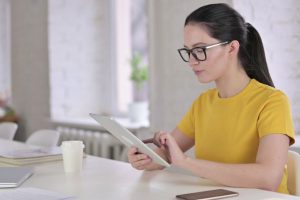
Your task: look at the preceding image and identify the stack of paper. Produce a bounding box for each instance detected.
[0,147,62,166]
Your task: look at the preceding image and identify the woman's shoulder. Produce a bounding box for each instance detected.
[252,79,286,96]
[251,79,289,102]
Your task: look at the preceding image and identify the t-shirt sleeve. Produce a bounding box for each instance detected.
[257,91,295,145]
[177,99,197,139]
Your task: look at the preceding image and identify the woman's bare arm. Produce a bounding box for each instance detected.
[159,132,290,191]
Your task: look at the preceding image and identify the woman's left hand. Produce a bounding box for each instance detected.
[154,131,187,166]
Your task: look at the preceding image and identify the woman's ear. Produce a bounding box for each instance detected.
[228,40,240,56]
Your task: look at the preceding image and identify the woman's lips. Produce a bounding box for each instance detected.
[194,70,204,75]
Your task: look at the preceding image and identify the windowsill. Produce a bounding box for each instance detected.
[51,116,149,132]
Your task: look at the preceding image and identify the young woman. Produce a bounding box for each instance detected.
[128,3,295,194]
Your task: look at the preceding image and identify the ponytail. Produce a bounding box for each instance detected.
[239,23,275,87]
[185,4,275,88]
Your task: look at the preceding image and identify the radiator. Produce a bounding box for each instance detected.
[56,126,127,161]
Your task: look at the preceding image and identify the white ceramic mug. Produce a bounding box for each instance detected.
[61,140,85,174]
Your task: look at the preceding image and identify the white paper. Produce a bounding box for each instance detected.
[0,187,77,200]
[0,147,62,159]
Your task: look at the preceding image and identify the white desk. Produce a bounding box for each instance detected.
[1,157,297,200]
[1,139,300,200]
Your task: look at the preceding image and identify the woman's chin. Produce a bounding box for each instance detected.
[197,76,213,84]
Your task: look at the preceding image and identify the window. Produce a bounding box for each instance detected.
[48,0,148,120]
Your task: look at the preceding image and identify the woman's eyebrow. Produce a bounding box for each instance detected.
[184,42,208,48]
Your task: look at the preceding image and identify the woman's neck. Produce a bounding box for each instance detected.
[215,66,251,98]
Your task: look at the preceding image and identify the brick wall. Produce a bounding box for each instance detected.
[48,0,111,118]
[234,0,300,133]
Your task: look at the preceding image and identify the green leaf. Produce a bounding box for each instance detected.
[129,53,148,89]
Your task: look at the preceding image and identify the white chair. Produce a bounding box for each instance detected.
[0,122,18,140]
[287,150,300,196]
[26,129,60,147]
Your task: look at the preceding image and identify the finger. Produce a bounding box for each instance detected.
[132,158,152,170]
[152,138,161,148]
[154,131,164,140]
[131,156,151,168]
[159,133,168,145]
[128,147,139,163]
[128,150,149,163]
[131,153,149,163]
[128,146,138,155]
[154,131,167,146]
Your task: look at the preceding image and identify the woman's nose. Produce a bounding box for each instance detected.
[188,55,200,66]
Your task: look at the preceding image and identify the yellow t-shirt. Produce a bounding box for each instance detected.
[177,79,295,194]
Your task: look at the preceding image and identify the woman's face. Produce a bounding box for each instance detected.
[183,24,230,83]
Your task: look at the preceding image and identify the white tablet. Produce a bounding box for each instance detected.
[90,113,170,167]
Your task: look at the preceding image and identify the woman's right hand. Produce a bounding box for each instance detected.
[127,147,153,170]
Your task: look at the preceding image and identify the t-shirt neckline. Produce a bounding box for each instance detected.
[215,79,256,102]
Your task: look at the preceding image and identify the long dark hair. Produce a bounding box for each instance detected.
[185,3,275,87]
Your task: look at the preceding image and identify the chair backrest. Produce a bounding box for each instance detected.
[26,129,60,147]
[0,122,18,140]
[287,150,300,196]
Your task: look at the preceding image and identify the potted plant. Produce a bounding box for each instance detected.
[128,53,149,122]
[0,91,17,123]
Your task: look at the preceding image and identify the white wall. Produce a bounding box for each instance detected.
[234,0,300,134]
[10,0,51,140]
[148,0,232,132]
[0,0,10,92]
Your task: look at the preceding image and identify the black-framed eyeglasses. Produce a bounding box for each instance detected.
[177,41,230,62]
